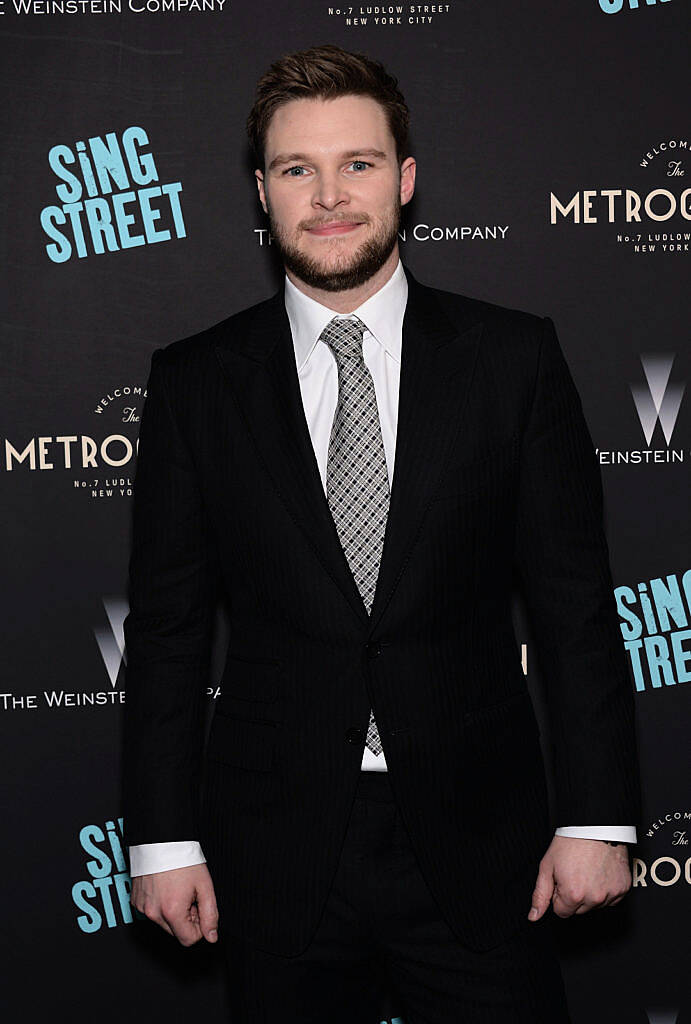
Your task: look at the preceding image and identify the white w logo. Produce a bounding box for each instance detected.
[630,353,685,445]
[93,597,128,687]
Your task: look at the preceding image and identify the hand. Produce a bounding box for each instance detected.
[130,863,219,946]
[528,835,632,921]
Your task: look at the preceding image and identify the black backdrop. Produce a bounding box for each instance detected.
[2,2,689,1021]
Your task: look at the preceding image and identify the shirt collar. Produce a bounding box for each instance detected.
[284,257,408,372]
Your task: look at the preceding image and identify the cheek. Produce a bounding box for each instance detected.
[269,195,303,232]
[266,182,296,212]
[371,181,402,216]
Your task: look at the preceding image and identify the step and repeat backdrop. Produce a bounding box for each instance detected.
[1,1,688,1021]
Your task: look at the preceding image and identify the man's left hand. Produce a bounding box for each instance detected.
[528,835,632,921]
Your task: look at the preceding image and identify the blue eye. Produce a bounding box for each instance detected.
[282,161,373,176]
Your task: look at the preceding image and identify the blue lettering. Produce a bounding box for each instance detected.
[47,144,82,203]
[89,131,131,195]
[84,198,120,255]
[40,206,72,263]
[122,125,158,185]
[162,181,186,238]
[139,186,171,243]
[112,191,145,248]
[79,824,112,878]
[615,585,642,640]
[72,880,102,933]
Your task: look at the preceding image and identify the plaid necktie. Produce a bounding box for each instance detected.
[320,315,389,756]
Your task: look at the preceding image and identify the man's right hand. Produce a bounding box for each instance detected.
[130,863,219,946]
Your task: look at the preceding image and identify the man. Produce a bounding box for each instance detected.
[123,44,641,1022]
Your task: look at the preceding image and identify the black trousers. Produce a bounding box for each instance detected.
[221,768,571,1023]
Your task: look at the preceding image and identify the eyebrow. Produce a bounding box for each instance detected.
[267,148,388,172]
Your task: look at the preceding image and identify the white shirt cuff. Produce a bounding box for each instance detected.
[555,825,637,843]
[128,840,206,877]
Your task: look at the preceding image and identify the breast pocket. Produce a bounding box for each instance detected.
[462,688,533,723]
[431,433,519,502]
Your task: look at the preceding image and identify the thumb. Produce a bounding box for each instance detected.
[197,884,219,943]
[528,861,555,922]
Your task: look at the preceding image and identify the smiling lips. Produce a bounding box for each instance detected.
[307,221,364,236]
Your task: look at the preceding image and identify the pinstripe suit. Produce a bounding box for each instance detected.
[122,262,641,969]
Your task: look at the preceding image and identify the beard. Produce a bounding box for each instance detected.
[266,193,402,292]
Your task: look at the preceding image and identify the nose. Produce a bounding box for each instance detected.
[312,169,350,212]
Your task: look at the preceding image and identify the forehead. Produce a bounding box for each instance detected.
[264,94,392,156]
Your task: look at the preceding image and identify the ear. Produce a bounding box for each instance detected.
[400,156,416,207]
[255,170,268,214]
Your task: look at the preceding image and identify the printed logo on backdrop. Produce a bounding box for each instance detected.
[255,222,510,249]
[0,597,127,714]
[550,137,689,255]
[94,597,128,688]
[615,569,691,693]
[595,351,686,467]
[1,596,225,715]
[8,0,228,18]
[632,808,688,1024]
[3,381,145,497]
[40,126,185,263]
[72,817,139,932]
[633,806,689,891]
[630,354,685,446]
[325,2,453,28]
[598,0,673,13]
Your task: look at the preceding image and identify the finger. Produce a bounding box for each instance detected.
[528,872,555,921]
[552,891,586,918]
[574,889,612,913]
[574,893,607,914]
[173,922,203,946]
[197,885,220,943]
[161,905,202,946]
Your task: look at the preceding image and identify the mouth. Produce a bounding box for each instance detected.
[307,221,364,237]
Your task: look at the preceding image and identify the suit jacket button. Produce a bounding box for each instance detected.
[346,727,363,744]
[365,640,382,659]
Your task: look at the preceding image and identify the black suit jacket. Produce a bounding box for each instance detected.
[122,262,641,955]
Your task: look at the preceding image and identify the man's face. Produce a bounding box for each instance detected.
[255,94,415,292]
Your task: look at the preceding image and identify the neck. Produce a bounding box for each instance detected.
[285,247,400,313]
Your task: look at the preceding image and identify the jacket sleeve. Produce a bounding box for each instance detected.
[121,347,220,848]
[513,316,642,828]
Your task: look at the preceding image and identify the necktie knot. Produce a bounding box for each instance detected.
[319,315,366,363]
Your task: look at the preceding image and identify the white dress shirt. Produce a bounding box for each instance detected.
[128,258,636,876]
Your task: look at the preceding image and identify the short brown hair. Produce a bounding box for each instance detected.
[246,43,410,172]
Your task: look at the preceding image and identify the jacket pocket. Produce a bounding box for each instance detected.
[218,653,283,705]
[205,712,278,771]
[462,688,532,722]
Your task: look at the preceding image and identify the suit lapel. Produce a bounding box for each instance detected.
[214,262,484,632]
